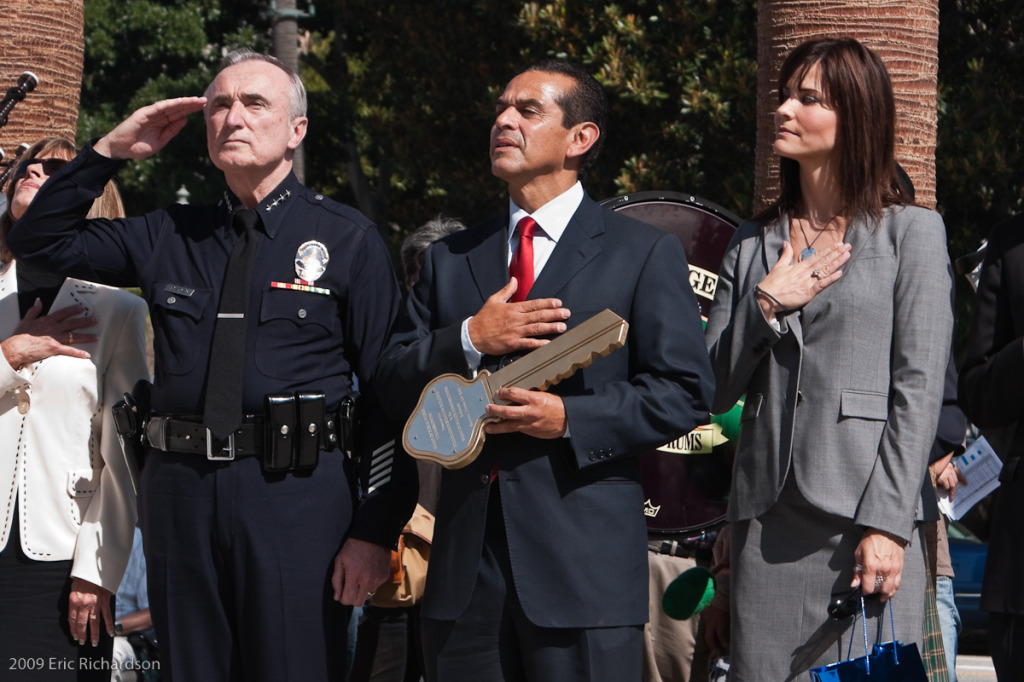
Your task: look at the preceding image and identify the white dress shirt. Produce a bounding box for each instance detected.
[461,182,585,367]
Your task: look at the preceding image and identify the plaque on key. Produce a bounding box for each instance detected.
[403,309,629,469]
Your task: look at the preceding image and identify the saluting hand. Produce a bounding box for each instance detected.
[94,96,208,161]
[467,279,570,357]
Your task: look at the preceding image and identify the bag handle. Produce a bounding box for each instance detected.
[853,594,899,674]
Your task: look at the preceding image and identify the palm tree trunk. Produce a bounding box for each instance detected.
[1,0,84,156]
[273,0,306,183]
[755,0,940,210]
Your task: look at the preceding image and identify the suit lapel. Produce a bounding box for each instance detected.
[762,216,788,275]
[51,278,97,316]
[760,217,805,349]
[467,216,511,303]
[839,214,870,269]
[530,196,603,300]
[801,214,867,320]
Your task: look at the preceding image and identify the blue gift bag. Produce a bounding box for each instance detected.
[810,596,927,681]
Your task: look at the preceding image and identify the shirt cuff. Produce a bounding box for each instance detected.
[461,317,483,370]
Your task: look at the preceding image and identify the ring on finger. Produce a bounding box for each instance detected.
[89,613,97,620]
[811,269,822,279]
[874,575,886,588]
[853,563,864,573]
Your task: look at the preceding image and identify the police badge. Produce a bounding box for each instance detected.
[295,240,329,282]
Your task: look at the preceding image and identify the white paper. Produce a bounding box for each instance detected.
[938,436,1003,520]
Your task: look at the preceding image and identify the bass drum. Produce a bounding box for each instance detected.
[600,191,742,536]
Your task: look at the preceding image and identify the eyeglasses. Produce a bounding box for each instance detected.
[11,157,69,184]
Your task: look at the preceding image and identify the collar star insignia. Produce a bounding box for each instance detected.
[266,189,292,212]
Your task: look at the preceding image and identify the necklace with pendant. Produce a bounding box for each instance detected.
[797,215,838,260]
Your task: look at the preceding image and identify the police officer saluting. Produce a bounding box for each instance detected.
[8,49,414,682]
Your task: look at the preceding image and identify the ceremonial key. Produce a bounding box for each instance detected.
[403,309,629,468]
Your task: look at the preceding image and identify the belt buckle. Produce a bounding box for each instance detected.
[206,429,236,461]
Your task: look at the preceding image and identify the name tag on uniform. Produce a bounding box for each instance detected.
[163,283,196,296]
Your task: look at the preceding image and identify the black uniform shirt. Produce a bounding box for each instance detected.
[8,143,400,416]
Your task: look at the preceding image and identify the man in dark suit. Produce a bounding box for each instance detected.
[958,213,1024,681]
[375,59,715,682]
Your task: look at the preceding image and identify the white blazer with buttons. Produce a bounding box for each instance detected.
[0,260,149,592]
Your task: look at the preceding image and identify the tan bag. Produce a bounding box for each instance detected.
[371,503,433,607]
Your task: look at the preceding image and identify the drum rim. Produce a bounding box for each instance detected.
[598,190,743,228]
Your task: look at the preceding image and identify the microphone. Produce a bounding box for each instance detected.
[0,142,32,190]
[0,71,40,129]
[661,566,716,620]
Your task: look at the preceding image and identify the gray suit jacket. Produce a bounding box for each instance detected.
[705,205,954,542]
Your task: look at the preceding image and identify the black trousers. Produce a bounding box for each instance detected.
[139,451,354,682]
[989,612,1024,682]
[0,501,114,681]
[421,488,643,682]
[350,604,425,682]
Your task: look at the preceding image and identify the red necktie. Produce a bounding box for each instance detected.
[508,216,537,302]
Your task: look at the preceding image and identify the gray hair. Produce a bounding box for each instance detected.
[213,48,307,120]
[401,215,467,284]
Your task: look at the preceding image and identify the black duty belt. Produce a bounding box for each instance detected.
[144,412,345,462]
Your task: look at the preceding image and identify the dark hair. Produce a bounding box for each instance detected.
[1,137,124,263]
[522,59,609,175]
[766,38,908,223]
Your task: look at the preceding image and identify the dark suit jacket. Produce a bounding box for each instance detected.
[375,195,714,628]
[958,213,1024,613]
[920,355,967,522]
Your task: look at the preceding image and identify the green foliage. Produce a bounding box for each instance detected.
[81,0,269,213]
[81,0,758,245]
[552,1,758,214]
[937,0,1024,251]
[298,1,521,248]
[501,1,760,210]
[298,0,759,251]
[78,0,1024,298]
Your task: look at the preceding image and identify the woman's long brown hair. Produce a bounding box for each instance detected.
[760,38,912,225]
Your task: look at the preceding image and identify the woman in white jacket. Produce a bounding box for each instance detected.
[0,137,149,680]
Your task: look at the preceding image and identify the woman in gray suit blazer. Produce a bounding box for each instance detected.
[705,39,954,680]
